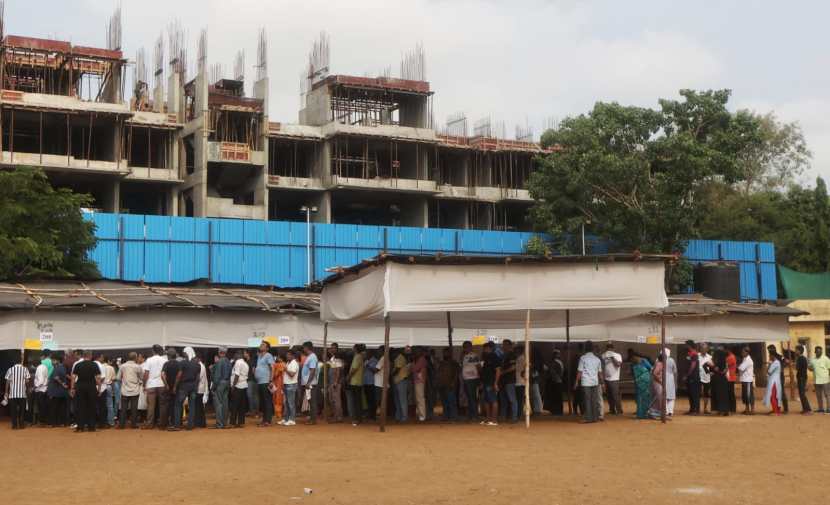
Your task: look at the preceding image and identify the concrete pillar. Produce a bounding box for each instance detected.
[152,84,164,113]
[318,140,332,185]
[167,72,181,117]
[312,191,332,223]
[103,179,121,213]
[167,186,180,216]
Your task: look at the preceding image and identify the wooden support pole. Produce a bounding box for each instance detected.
[86,112,93,166]
[9,108,13,163]
[661,314,667,424]
[39,111,43,164]
[524,309,531,428]
[565,309,572,415]
[379,314,391,433]
[322,322,329,421]
[446,312,453,349]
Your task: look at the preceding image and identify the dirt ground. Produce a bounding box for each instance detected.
[1,398,827,505]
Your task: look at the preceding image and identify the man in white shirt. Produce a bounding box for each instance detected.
[601,343,623,415]
[141,344,168,429]
[738,346,755,415]
[230,351,250,428]
[574,341,604,423]
[460,341,481,421]
[280,349,300,425]
[699,343,713,415]
[33,356,50,426]
[372,345,386,415]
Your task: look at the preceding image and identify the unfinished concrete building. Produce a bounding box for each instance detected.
[0,9,546,231]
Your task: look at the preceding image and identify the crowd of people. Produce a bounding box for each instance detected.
[3,337,829,430]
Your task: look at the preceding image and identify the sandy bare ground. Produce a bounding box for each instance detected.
[1,400,827,505]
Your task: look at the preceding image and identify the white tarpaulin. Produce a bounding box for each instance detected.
[321,260,669,328]
[0,310,791,351]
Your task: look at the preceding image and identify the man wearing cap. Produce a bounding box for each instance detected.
[212,347,232,429]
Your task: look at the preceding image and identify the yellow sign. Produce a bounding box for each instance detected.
[24,339,42,350]
[263,336,279,347]
[646,335,660,344]
[471,335,487,346]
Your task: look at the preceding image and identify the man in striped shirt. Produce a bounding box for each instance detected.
[4,358,31,429]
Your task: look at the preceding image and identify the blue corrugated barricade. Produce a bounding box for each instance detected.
[83,213,776,300]
[684,239,777,301]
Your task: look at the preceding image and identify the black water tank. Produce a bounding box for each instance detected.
[694,262,740,301]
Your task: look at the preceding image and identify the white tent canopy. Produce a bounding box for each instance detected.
[321,256,670,328]
[0,310,793,351]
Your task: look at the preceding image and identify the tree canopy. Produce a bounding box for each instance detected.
[0,166,99,280]
[529,89,821,268]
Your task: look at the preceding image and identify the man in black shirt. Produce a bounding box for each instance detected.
[796,345,812,414]
[160,348,180,429]
[497,339,517,423]
[171,353,201,431]
[480,342,501,426]
[70,350,101,432]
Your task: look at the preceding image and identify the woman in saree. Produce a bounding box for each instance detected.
[631,353,653,419]
[647,353,665,419]
[764,346,783,415]
[271,353,286,421]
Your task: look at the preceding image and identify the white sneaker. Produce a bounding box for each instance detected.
[286,420,296,426]
[277,420,286,426]
[486,421,498,426]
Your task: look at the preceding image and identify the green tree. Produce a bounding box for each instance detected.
[0,167,99,280]
[815,177,830,271]
[733,112,810,193]
[696,177,830,273]
[530,89,757,254]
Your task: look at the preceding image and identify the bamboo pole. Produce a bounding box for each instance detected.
[446,312,453,348]
[322,322,329,421]
[565,309,572,415]
[524,309,531,428]
[661,314,667,424]
[379,315,391,433]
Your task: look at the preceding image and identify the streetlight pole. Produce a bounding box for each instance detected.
[300,205,318,286]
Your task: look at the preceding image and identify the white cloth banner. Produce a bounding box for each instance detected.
[321,261,669,328]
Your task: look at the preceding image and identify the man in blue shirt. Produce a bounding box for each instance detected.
[254,341,275,426]
[211,347,232,429]
[301,341,319,425]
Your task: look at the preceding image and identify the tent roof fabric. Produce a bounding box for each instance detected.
[320,255,673,328]
[320,253,676,285]
[0,281,318,313]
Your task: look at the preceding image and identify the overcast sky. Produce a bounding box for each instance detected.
[9,0,829,183]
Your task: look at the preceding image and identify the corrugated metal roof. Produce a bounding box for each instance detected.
[0,281,318,312]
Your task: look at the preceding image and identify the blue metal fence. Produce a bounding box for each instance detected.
[85,213,777,300]
[85,213,537,287]
[684,239,777,301]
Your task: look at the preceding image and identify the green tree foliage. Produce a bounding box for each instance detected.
[530,89,818,274]
[531,90,757,254]
[697,176,829,273]
[0,167,99,280]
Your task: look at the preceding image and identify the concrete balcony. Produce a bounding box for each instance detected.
[266,175,325,191]
[207,141,265,165]
[1,151,128,175]
[125,166,183,183]
[436,185,531,202]
[206,197,267,220]
[329,174,438,194]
